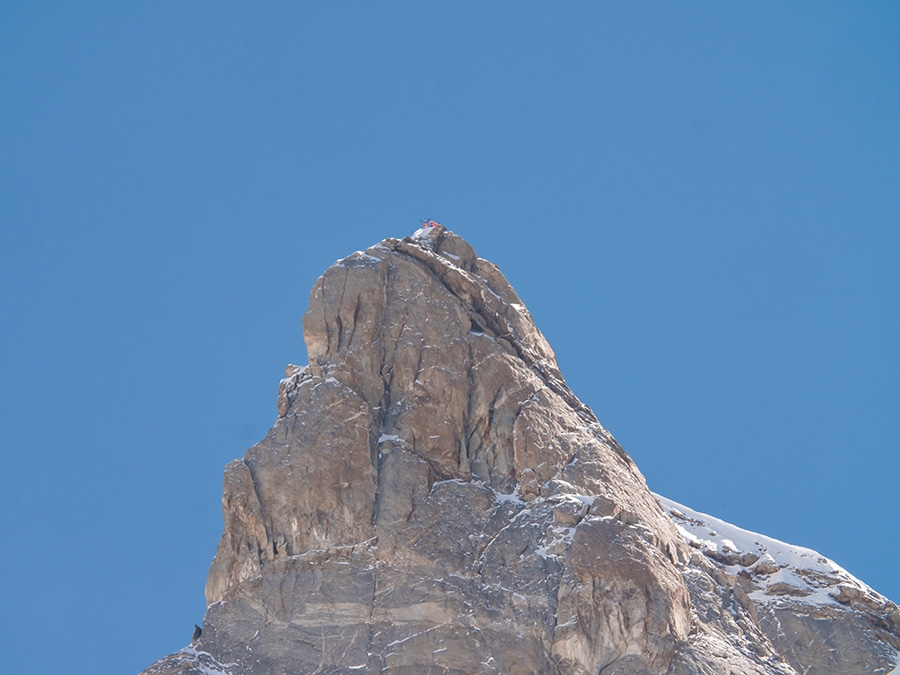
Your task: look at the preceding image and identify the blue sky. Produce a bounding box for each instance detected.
[1,4,898,674]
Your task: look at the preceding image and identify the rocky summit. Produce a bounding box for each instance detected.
[142,226,900,675]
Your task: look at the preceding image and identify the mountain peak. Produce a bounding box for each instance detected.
[142,230,900,675]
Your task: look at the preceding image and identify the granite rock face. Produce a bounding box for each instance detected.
[142,227,898,675]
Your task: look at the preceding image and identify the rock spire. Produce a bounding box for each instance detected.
[142,226,899,675]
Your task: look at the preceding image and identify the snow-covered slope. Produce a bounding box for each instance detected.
[656,494,900,675]
[656,494,875,607]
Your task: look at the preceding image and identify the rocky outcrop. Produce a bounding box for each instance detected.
[142,226,898,675]
[658,497,900,675]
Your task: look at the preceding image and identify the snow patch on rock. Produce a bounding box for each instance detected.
[655,493,878,607]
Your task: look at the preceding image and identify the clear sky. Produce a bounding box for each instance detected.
[1,4,898,674]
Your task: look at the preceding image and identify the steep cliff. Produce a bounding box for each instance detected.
[142,226,899,675]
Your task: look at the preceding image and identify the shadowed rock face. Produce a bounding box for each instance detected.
[141,227,898,675]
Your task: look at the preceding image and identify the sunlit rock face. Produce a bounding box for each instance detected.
[141,227,898,675]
